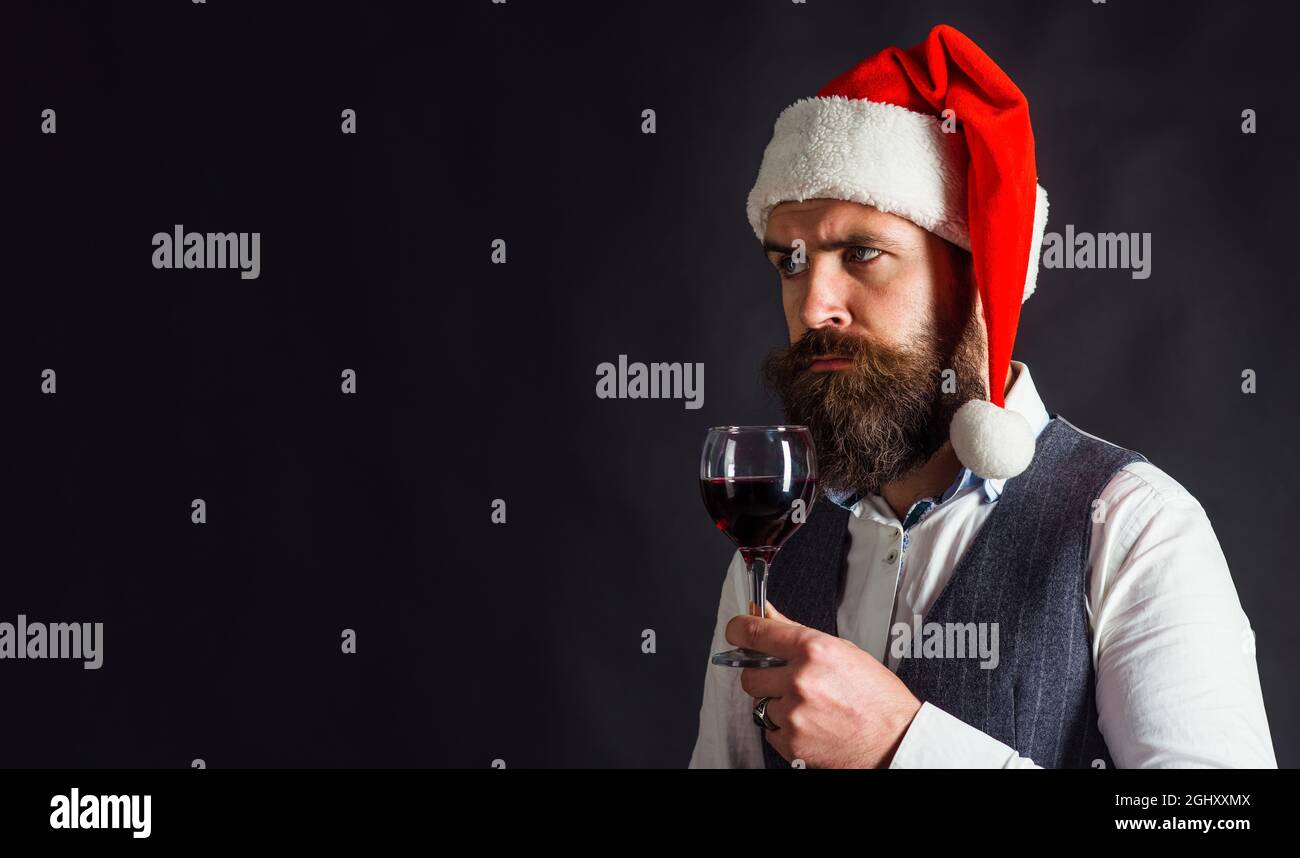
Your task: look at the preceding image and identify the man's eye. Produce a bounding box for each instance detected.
[777,256,807,276]
[848,246,882,263]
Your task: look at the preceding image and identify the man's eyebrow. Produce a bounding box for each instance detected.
[762,232,903,256]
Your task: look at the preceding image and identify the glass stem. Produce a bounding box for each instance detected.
[746,554,772,620]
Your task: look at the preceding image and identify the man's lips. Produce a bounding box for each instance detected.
[808,356,854,372]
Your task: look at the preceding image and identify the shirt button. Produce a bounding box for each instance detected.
[884,549,899,565]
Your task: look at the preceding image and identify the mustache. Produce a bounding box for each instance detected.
[779,327,935,378]
[780,329,868,372]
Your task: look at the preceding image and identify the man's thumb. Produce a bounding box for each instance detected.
[760,600,796,624]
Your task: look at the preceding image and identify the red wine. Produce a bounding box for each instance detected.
[699,475,817,556]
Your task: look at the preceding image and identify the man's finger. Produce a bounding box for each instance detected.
[760,694,793,734]
[740,665,790,700]
[725,613,805,661]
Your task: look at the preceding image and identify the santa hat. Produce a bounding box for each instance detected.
[746,23,1044,480]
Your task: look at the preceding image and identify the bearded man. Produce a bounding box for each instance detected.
[688,24,1276,769]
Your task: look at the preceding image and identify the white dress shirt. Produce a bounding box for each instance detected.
[688,361,1277,768]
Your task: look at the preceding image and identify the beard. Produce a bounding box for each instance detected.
[760,306,986,498]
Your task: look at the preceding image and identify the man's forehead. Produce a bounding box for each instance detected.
[764,199,915,247]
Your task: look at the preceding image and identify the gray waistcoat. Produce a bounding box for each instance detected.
[760,417,1146,769]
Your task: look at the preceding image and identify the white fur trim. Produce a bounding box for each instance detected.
[949,399,1035,480]
[747,96,970,251]
[1023,182,1049,302]
[747,95,1049,303]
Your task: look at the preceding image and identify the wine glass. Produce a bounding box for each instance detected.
[700,425,818,668]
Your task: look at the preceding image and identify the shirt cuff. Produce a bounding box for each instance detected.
[888,701,1041,768]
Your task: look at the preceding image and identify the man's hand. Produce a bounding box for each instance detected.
[727,602,923,768]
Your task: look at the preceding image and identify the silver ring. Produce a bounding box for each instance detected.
[752,696,779,731]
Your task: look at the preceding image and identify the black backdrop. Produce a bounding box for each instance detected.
[2,0,1296,768]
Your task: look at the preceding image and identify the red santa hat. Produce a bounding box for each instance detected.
[746,23,1045,480]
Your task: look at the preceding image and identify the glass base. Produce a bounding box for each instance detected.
[710,647,787,668]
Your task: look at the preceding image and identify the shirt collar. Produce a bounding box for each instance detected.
[826,360,1052,519]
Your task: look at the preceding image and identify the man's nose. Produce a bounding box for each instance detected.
[798,259,853,331]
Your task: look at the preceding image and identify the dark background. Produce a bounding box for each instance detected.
[1,0,1295,767]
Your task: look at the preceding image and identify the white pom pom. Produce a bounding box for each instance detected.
[949,400,1035,480]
